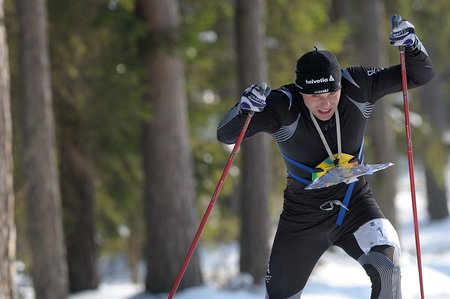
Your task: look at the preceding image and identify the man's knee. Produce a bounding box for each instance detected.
[265,263,303,299]
[358,245,402,299]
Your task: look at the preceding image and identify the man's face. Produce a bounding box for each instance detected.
[301,89,341,121]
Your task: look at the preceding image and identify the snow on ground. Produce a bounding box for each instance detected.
[66,219,450,299]
[19,164,450,299]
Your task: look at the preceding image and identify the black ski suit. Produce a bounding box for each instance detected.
[217,44,434,299]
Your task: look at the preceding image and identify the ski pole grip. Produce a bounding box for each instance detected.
[391,14,405,51]
[391,14,402,29]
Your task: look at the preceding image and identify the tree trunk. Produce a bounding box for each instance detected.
[58,111,98,293]
[15,0,69,298]
[0,0,17,296]
[136,0,203,292]
[418,75,449,221]
[424,165,449,220]
[351,0,398,229]
[236,0,271,284]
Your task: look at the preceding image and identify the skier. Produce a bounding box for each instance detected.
[217,17,434,299]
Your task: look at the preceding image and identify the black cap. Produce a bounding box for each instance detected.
[295,48,342,94]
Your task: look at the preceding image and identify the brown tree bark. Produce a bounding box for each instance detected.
[236,0,271,284]
[15,0,69,297]
[418,76,449,221]
[136,0,203,292]
[58,117,98,292]
[0,0,17,296]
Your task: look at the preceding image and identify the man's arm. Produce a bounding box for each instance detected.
[403,39,435,87]
[357,19,435,103]
[389,17,434,89]
[217,88,290,144]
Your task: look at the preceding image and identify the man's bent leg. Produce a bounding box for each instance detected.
[265,217,329,299]
[338,218,402,299]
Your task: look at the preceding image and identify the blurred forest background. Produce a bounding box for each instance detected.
[0,0,449,298]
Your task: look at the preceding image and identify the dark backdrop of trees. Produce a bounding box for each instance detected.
[0,0,448,298]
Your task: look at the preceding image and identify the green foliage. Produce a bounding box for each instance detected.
[8,0,375,256]
[180,0,237,103]
[200,206,240,244]
[410,1,450,73]
[403,1,450,186]
[178,1,239,240]
[266,0,349,87]
[423,137,447,188]
[47,0,148,254]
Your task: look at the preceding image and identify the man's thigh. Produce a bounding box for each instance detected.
[266,217,329,299]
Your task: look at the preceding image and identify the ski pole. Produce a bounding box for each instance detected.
[168,111,254,299]
[392,14,425,299]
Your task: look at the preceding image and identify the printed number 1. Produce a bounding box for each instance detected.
[376,227,384,237]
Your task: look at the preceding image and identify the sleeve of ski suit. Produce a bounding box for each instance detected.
[217,89,292,144]
[217,44,434,144]
[344,42,434,104]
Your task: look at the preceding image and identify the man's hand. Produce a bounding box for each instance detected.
[239,82,271,113]
[389,16,417,47]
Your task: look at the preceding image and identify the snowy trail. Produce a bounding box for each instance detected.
[21,164,450,299]
[67,217,450,299]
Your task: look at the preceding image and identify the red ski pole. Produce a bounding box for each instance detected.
[168,111,254,299]
[392,14,425,299]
